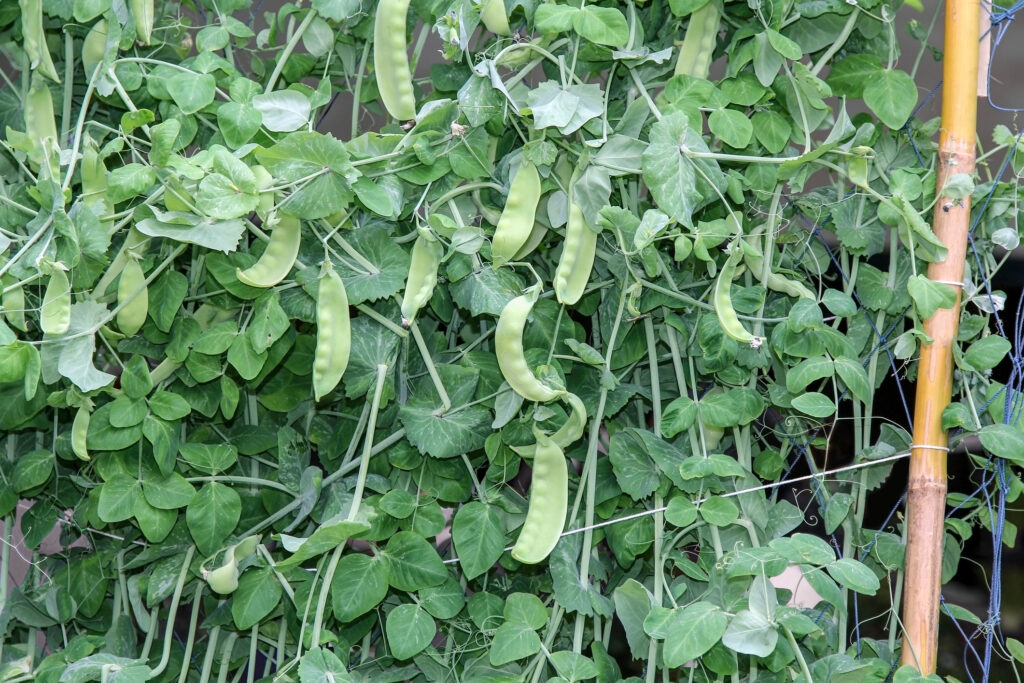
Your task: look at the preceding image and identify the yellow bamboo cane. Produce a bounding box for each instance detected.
[900,0,980,673]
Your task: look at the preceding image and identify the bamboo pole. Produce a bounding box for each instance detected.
[899,0,980,674]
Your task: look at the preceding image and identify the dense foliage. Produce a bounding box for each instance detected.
[1,0,1022,681]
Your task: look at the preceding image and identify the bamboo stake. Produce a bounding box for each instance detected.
[900,0,980,674]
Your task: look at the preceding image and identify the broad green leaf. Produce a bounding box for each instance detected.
[827,558,880,595]
[833,356,871,403]
[786,356,834,393]
[98,474,142,523]
[186,482,242,555]
[907,274,957,319]
[278,516,371,567]
[612,579,653,659]
[573,6,628,46]
[251,90,311,132]
[452,502,505,580]
[232,567,283,629]
[11,449,54,493]
[383,531,447,591]
[142,472,196,510]
[659,602,729,668]
[180,442,238,475]
[166,71,216,114]
[863,69,917,129]
[963,335,1011,371]
[489,622,542,666]
[504,593,548,629]
[721,609,778,657]
[709,108,753,148]
[700,496,739,526]
[400,401,492,460]
[790,391,836,418]
[386,604,436,660]
[298,647,352,682]
[979,423,1024,465]
[330,553,390,621]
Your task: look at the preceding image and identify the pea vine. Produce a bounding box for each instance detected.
[0,0,1021,681]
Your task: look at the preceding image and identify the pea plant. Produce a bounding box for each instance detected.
[0,0,1022,681]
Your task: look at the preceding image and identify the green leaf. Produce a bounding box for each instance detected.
[826,54,882,98]
[11,449,54,493]
[790,392,836,418]
[489,622,542,666]
[217,102,262,149]
[770,533,836,565]
[166,71,216,114]
[386,603,436,660]
[448,266,523,317]
[661,396,697,438]
[383,531,447,591]
[534,4,580,33]
[979,423,1024,465]
[98,474,142,523]
[863,69,917,129]
[278,516,371,567]
[136,209,246,253]
[331,226,408,305]
[573,6,628,47]
[180,442,238,475]
[107,164,157,204]
[612,579,653,659]
[298,647,352,682]
[642,112,723,226]
[186,482,242,555]
[550,651,600,682]
[786,356,834,394]
[232,567,283,629]
[255,132,356,219]
[504,593,548,629]
[907,274,957,319]
[142,472,196,510]
[827,558,880,595]
[721,608,778,657]
[964,335,1011,371]
[400,400,492,460]
[709,108,754,148]
[700,496,739,526]
[452,502,505,580]
[330,553,390,621]
[251,90,311,132]
[833,356,871,403]
[658,602,729,668]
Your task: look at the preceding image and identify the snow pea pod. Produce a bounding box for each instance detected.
[236,213,302,288]
[313,262,351,401]
[492,160,541,267]
[20,0,59,82]
[400,230,442,325]
[2,277,27,332]
[511,429,568,564]
[130,0,154,44]
[41,268,71,336]
[373,0,416,121]
[742,244,815,300]
[480,0,511,35]
[553,202,597,306]
[117,257,149,336]
[512,391,587,457]
[71,406,90,461]
[674,1,720,79]
[496,288,562,403]
[713,242,764,348]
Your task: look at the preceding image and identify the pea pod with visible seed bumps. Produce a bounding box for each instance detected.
[511,429,568,564]
[492,160,542,268]
[2,277,27,332]
[674,1,720,79]
[714,241,765,348]
[25,74,58,176]
[117,257,149,335]
[313,262,351,401]
[129,0,154,44]
[496,287,563,403]
[82,19,108,77]
[41,268,71,336]
[400,230,442,325]
[553,202,598,306]
[19,0,60,82]
[511,391,587,457]
[480,0,511,35]
[373,0,416,121]
[71,406,91,461]
[236,213,302,288]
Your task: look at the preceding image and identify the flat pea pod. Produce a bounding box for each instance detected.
[19,0,60,82]
[496,288,563,403]
[82,19,108,77]
[25,74,58,176]
[553,202,597,306]
[373,0,416,121]
[400,231,442,325]
[117,256,149,335]
[41,268,71,336]
[313,262,351,401]
[71,406,90,461]
[129,0,154,44]
[713,242,765,349]
[511,429,568,564]
[492,161,542,267]
[512,391,586,457]
[206,554,239,595]
[480,0,511,35]
[742,246,815,300]
[2,277,27,332]
[236,213,301,288]
[674,1,720,79]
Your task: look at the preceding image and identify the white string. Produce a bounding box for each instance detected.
[910,443,950,452]
[931,279,964,288]
[442,449,914,565]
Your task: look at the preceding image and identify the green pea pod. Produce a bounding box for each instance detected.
[553,202,597,306]
[492,161,542,267]
[19,0,60,82]
[82,19,108,77]
[480,0,511,35]
[742,245,815,300]
[496,288,563,403]
[117,257,148,335]
[41,269,71,336]
[130,0,154,44]
[313,262,351,401]
[511,391,586,457]
[373,0,416,121]
[24,74,58,176]
[236,213,302,288]
[674,1,720,79]
[71,406,90,461]
[206,555,239,595]
[400,231,442,325]
[2,277,27,332]
[713,242,764,348]
[511,429,568,564]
